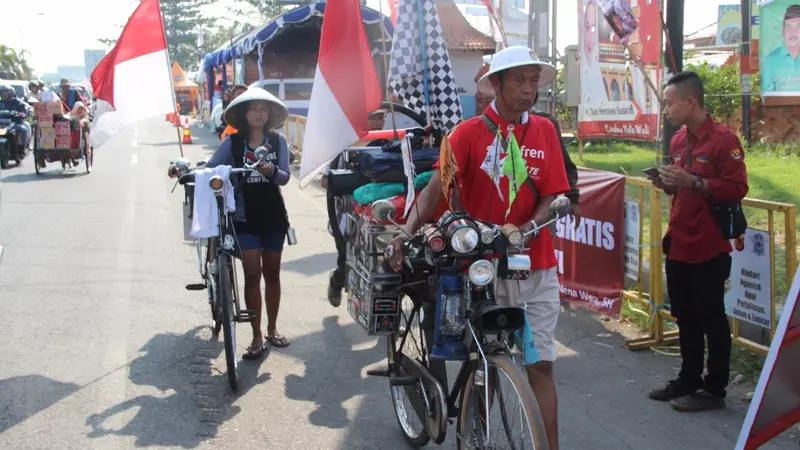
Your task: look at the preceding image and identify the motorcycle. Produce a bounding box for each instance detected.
[0,109,28,169]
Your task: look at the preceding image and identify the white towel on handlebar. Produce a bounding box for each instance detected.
[191,165,236,239]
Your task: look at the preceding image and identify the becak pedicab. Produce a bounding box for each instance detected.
[33,100,93,175]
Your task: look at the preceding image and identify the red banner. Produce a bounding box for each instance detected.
[554,168,626,317]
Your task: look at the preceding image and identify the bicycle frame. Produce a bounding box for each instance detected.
[393,288,513,420]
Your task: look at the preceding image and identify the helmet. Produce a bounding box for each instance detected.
[223,87,289,131]
[479,46,557,88]
[0,84,13,98]
[28,80,40,89]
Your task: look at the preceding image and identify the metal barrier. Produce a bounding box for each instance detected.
[283,115,307,160]
[622,176,798,355]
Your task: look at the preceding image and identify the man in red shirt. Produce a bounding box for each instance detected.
[647,71,748,411]
[389,46,570,450]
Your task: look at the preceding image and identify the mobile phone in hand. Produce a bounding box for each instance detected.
[643,167,660,179]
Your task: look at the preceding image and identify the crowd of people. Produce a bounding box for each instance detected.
[169,43,748,449]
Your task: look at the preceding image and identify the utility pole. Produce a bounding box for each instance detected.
[661,0,684,164]
[741,0,752,146]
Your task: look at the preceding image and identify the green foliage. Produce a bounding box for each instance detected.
[161,0,212,72]
[685,61,741,122]
[555,70,574,128]
[0,45,35,79]
[235,0,287,24]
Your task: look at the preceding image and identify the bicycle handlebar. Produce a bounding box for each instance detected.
[177,167,256,185]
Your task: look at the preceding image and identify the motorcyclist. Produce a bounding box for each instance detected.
[28,81,43,102]
[0,84,31,152]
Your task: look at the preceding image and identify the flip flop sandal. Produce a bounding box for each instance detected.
[242,341,268,360]
[266,334,290,348]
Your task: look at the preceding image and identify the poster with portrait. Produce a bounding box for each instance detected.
[760,0,800,96]
[717,4,760,46]
[577,0,661,140]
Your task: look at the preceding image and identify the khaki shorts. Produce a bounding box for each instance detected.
[495,267,561,363]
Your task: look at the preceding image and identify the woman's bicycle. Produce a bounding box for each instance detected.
[171,149,269,391]
[366,197,570,449]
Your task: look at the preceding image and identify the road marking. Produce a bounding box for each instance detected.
[131,154,138,164]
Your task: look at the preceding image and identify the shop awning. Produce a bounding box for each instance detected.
[202,1,393,72]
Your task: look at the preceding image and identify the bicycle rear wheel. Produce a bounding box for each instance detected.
[457,354,547,450]
[218,253,239,391]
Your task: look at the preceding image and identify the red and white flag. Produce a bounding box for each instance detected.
[90,0,175,149]
[299,0,382,185]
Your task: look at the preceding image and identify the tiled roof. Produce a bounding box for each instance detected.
[436,0,496,52]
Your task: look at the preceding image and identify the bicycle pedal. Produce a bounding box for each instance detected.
[185,283,206,291]
[237,309,257,322]
[366,368,391,378]
[389,375,419,386]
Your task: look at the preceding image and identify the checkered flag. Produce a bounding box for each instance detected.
[388,0,463,133]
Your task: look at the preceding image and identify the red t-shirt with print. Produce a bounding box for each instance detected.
[435,105,570,270]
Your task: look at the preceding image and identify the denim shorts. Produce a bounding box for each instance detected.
[233,223,285,252]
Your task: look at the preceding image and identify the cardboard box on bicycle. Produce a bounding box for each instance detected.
[39,137,56,149]
[38,112,54,128]
[54,121,70,137]
[40,128,56,141]
[55,137,72,149]
[45,100,65,115]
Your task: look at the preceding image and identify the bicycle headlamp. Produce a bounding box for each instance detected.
[209,176,224,192]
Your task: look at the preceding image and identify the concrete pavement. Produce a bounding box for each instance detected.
[0,118,796,449]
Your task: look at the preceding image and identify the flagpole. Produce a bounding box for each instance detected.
[155,0,184,158]
[377,0,399,140]
[416,0,432,127]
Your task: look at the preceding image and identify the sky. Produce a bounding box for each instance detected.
[0,0,734,76]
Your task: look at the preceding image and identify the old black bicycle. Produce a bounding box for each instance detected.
[358,197,570,449]
[172,149,268,391]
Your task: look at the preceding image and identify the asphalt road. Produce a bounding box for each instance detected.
[0,119,796,449]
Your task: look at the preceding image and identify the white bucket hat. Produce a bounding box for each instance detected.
[479,45,557,88]
[223,87,289,130]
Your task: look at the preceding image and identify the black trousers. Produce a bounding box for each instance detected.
[665,252,733,397]
[327,190,347,288]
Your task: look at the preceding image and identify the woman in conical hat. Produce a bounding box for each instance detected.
[207,86,293,357]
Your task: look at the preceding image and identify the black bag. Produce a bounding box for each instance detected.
[684,136,748,239]
[709,202,748,239]
[328,168,370,196]
[348,147,440,184]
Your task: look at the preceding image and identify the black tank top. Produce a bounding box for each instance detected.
[230,132,289,235]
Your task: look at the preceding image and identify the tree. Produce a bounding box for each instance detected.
[232,0,287,25]
[98,0,211,72]
[686,61,741,122]
[0,45,35,79]
[161,0,212,71]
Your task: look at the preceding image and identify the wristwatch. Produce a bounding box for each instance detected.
[692,176,703,191]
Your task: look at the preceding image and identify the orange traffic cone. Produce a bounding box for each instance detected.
[182,118,193,144]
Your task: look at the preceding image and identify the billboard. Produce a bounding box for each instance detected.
[577,0,661,140]
[717,4,761,46]
[554,168,626,317]
[760,0,800,95]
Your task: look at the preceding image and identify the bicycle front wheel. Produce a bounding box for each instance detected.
[457,354,548,450]
[218,254,239,391]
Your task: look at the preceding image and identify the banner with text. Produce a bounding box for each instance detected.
[577,0,662,140]
[760,0,800,96]
[555,168,626,317]
[725,228,773,330]
[624,200,641,281]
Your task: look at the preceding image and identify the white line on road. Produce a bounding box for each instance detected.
[131,154,138,164]
[132,123,138,148]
